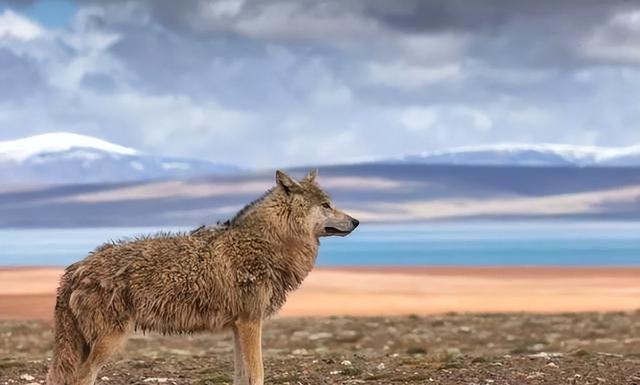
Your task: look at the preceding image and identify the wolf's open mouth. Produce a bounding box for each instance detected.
[324,226,349,235]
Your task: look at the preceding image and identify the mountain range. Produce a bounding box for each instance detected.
[1,132,640,226]
[0,132,239,184]
[391,143,640,167]
[3,133,640,186]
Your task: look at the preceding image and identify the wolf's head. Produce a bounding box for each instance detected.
[275,169,359,238]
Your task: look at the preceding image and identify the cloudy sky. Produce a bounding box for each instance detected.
[1,0,640,167]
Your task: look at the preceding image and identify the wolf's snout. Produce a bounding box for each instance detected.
[323,215,359,236]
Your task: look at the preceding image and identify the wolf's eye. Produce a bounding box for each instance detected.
[322,202,332,209]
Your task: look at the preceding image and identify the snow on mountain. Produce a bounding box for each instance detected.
[0,132,137,162]
[0,132,240,184]
[392,143,640,167]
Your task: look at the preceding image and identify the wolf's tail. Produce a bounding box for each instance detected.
[46,265,88,385]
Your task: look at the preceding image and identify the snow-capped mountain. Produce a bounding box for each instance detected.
[0,132,240,184]
[391,143,640,167]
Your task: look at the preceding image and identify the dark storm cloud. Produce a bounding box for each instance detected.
[82,0,640,67]
[362,1,626,32]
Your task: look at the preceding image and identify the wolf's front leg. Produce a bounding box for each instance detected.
[234,318,263,385]
[232,325,248,385]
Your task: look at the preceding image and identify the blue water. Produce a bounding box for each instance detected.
[0,222,639,266]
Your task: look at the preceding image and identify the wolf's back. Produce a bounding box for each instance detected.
[46,263,88,385]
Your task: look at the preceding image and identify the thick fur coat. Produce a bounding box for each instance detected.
[47,170,358,385]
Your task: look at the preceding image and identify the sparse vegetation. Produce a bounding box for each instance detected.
[2,312,640,384]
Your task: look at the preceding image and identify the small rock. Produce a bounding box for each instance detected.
[292,348,309,355]
[340,360,352,366]
[526,372,545,380]
[531,343,546,351]
[365,322,380,328]
[264,348,286,355]
[19,375,35,382]
[376,363,385,370]
[143,379,168,383]
[446,347,462,357]
[459,326,472,333]
[291,331,309,339]
[545,362,559,369]
[100,377,110,381]
[545,333,561,343]
[308,332,333,341]
[165,348,191,356]
[594,338,617,344]
[336,330,361,342]
[527,352,564,359]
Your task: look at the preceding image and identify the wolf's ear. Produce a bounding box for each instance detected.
[276,170,302,194]
[302,168,318,184]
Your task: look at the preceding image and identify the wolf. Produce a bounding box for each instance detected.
[46,169,359,385]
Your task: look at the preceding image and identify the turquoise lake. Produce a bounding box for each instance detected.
[1,222,639,266]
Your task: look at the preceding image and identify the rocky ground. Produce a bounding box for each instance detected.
[1,312,640,385]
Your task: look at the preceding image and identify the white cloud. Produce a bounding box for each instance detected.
[199,0,382,43]
[610,10,640,32]
[294,58,353,107]
[100,92,254,146]
[283,128,363,166]
[0,10,43,41]
[501,106,553,129]
[200,0,245,19]
[399,107,438,132]
[310,83,352,106]
[49,32,123,90]
[396,105,494,149]
[366,61,463,89]
[398,33,470,64]
[581,9,640,64]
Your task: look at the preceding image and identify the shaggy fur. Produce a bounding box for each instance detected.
[46,170,358,385]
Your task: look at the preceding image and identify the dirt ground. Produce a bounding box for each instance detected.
[2,312,640,385]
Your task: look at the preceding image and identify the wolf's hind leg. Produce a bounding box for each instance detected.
[73,329,129,385]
